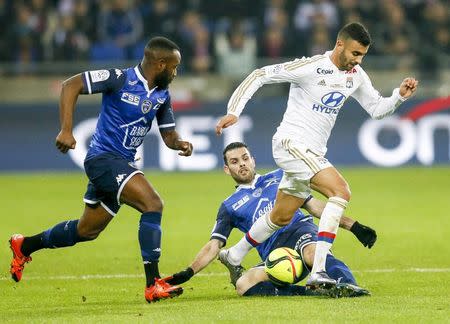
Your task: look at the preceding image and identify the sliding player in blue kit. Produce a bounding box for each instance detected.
[164,142,374,297]
[9,37,193,303]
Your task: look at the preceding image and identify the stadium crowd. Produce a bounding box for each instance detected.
[0,0,448,76]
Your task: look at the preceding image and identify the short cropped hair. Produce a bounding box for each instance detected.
[145,36,180,52]
[337,22,371,46]
[223,142,249,165]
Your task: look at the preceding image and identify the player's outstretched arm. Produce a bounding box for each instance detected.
[303,198,377,248]
[160,129,193,156]
[56,74,84,153]
[164,239,224,285]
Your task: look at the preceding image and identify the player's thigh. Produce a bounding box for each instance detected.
[120,173,163,213]
[273,137,333,199]
[272,137,332,179]
[310,167,350,200]
[271,190,305,225]
[77,203,114,239]
[236,266,267,296]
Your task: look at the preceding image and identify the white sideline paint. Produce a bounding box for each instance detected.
[1,268,449,281]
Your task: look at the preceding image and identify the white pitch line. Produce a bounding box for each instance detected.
[1,268,449,281]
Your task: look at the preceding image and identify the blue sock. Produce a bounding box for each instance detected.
[325,254,357,284]
[243,281,309,296]
[139,212,162,286]
[42,220,86,249]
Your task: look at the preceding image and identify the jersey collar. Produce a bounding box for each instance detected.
[134,64,156,98]
[235,174,261,191]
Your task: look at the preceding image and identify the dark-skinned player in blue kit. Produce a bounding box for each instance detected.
[9,37,193,303]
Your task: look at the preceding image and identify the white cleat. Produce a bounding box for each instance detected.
[218,249,245,287]
[306,271,337,291]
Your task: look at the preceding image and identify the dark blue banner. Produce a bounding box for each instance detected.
[0,96,449,171]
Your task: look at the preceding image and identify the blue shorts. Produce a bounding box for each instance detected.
[257,216,318,282]
[83,153,143,216]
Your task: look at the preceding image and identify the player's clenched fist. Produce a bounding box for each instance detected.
[399,77,419,99]
[177,140,193,156]
[55,130,76,153]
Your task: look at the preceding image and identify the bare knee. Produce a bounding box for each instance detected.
[236,277,248,296]
[77,225,102,240]
[142,195,164,213]
[302,244,315,268]
[329,185,351,202]
[270,192,305,226]
[236,268,267,296]
[270,205,299,226]
[270,210,294,226]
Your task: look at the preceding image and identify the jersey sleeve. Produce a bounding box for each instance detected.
[351,69,407,120]
[210,203,234,245]
[227,57,321,117]
[81,68,126,94]
[156,96,176,131]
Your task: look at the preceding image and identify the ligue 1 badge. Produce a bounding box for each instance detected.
[141,100,152,114]
[346,77,353,88]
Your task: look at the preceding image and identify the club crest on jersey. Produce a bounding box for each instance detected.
[321,91,346,108]
[252,188,262,197]
[346,77,353,88]
[141,100,152,114]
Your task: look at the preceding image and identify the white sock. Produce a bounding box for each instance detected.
[311,196,348,275]
[227,213,281,265]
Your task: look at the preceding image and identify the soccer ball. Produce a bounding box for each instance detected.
[264,247,303,285]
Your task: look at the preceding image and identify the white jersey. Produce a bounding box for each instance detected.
[227,51,406,155]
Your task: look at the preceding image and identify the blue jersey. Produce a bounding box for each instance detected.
[211,169,311,261]
[81,65,176,162]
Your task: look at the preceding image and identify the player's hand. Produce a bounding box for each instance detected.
[176,140,193,156]
[399,77,419,99]
[350,221,377,249]
[163,267,194,285]
[55,130,76,154]
[216,114,238,135]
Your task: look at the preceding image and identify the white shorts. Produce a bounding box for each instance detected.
[272,136,333,198]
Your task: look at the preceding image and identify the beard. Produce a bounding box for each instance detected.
[154,69,172,89]
[231,168,255,185]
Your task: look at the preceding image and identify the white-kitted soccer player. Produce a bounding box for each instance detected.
[215,22,418,290]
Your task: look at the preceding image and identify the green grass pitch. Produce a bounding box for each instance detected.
[1,167,449,323]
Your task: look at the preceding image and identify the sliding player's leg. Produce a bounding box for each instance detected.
[237,267,311,297]
[222,190,305,268]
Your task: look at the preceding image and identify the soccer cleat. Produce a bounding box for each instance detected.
[145,278,183,303]
[218,249,245,287]
[9,234,32,282]
[306,271,336,290]
[335,283,371,298]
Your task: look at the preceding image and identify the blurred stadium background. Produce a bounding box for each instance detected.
[0,0,449,171]
[1,1,449,321]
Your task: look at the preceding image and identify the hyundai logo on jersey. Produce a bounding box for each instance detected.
[321,92,346,108]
